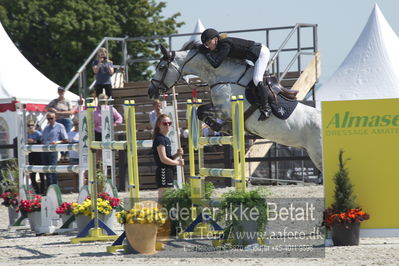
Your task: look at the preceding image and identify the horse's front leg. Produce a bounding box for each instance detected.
[210,84,233,120]
[197,103,226,132]
[194,85,232,133]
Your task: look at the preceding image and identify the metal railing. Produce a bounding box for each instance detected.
[64,23,318,99]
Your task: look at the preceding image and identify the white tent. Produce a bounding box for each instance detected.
[181,18,205,51]
[188,18,205,43]
[0,22,78,159]
[183,19,205,83]
[316,4,399,108]
[0,22,78,105]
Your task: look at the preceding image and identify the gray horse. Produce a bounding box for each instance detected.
[148,45,322,171]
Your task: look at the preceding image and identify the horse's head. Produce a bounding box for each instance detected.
[148,45,181,99]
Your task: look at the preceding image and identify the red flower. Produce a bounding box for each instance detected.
[16,191,42,213]
[1,191,19,208]
[56,202,74,215]
[87,192,121,209]
[323,208,370,228]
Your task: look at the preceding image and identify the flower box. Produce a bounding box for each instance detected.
[75,214,91,232]
[75,211,116,232]
[8,206,19,226]
[332,222,360,246]
[27,211,42,232]
[116,201,166,254]
[125,223,158,254]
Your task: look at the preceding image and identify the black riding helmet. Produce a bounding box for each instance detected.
[201,28,219,44]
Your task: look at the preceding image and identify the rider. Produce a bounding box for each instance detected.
[199,28,272,122]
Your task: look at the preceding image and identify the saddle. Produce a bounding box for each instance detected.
[264,75,299,101]
[245,75,299,120]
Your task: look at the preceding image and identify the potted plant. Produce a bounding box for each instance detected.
[72,192,121,231]
[323,150,370,246]
[1,191,20,225]
[218,188,269,246]
[161,182,214,235]
[116,203,166,254]
[16,192,42,231]
[0,158,20,226]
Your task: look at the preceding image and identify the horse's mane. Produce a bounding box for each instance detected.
[180,40,202,51]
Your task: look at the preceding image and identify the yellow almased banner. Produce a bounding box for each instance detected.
[322,98,399,234]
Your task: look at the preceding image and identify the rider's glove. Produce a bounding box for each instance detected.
[198,45,210,54]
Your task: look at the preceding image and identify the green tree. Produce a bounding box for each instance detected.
[0,0,183,92]
[332,150,357,212]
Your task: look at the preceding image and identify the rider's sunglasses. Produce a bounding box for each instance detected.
[161,121,172,126]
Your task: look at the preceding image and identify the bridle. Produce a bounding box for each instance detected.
[150,49,200,94]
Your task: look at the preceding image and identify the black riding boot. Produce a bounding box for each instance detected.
[203,117,224,132]
[257,82,272,121]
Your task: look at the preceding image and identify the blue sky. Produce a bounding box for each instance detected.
[157,0,399,84]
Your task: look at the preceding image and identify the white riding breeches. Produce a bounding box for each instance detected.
[253,45,270,85]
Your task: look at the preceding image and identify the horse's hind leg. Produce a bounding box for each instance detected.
[305,142,323,172]
[197,104,225,132]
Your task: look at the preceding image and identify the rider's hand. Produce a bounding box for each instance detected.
[199,45,209,54]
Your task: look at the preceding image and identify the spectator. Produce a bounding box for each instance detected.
[27,120,46,195]
[68,117,79,165]
[41,112,68,186]
[46,86,74,133]
[149,99,163,129]
[152,114,184,199]
[94,93,123,161]
[46,86,74,160]
[92,47,114,98]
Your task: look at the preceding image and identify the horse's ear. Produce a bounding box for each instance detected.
[160,44,168,58]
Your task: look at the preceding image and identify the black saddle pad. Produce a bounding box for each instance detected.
[245,84,298,120]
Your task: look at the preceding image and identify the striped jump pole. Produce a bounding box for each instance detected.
[188,95,246,199]
[15,103,84,233]
[16,103,84,189]
[20,144,80,174]
[182,95,246,237]
[72,99,144,244]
